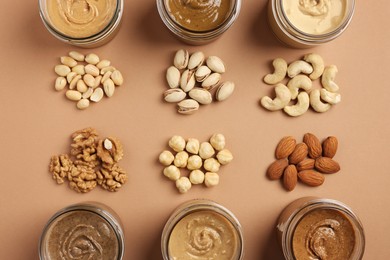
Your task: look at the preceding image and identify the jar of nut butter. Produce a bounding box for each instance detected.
[268,0,355,48]
[157,0,241,45]
[277,197,365,260]
[161,199,244,260]
[39,0,123,47]
[39,202,125,260]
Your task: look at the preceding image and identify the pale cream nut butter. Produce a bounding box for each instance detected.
[47,0,117,38]
[282,0,347,35]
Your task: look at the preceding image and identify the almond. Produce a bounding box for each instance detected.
[267,159,289,180]
[298,170,324,186]
[283,165,298,191]
[289,143,308,164]
[315,157,340,174]
[275,136,296,159]
[296,158,315,171]
[322,136,338,158]
[303,133,322,159]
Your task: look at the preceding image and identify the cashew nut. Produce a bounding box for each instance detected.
[287,75,312,99]
[303,53,325,80]
[260,83,291,111]
[264,58,287,85]
[310,89,331,113]
[283,91,310,116]
[287,60,313,78]
[321,65,339,92]
[320,88,341,104]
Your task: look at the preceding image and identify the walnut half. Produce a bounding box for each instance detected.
[97,137,124,165]
[49,154,74,184]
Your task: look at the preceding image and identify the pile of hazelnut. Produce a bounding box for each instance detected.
[158,134,233,193]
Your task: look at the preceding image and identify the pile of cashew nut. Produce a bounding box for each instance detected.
[260,53,341,117]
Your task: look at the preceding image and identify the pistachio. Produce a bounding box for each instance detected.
[54,65,71,77]
[164,89,186,103]
[201,73,221,90]
[72,64,85,75]
[76,99,90,110]
[85,64,99,77]
[195,65,211,82]
[216,81,235,101]
[177,99,199,115]
[65,90,82,101]
[60,56,77,68]
[166,66,181,89]
[69,74,81,90]
[111,70,124,86]
[103,79,115,97]
[189,88,212,105]
[188,51,205,70]
[206,56,226,73]
[173,49,189,69]
[96,59,111,69]
[180,69,196,92]
[83,74,95,88]
[66,72,77,83]
[55,77,67,91]
[85,53,100,65]
[90,87,104,102]
[69,51,85,62]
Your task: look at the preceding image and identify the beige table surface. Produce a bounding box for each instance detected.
[1,0,389,259]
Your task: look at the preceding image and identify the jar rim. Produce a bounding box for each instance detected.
[38,0,123,46]
[161,199,244,260]
[38,202,125,260]
[281,198,365,260]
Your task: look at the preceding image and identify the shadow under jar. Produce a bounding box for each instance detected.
[39,0,123,47]
[277,197,365,260]
[268,0,355,48]
[161,199,244,260]
[39,202,125,260]
[157,0,241,45]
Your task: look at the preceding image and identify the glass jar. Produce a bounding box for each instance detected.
[161,199,244,259]
[157,0,242,45]
[38,0,123,47]
[39,202,125,260]
[277,197,365,260]
[268,0,355,48]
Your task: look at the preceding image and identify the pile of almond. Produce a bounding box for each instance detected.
[266,133,340,191]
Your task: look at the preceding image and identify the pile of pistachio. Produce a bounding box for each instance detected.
[158,134,234,193]
[164,50,235,114]
[54,51,124,110]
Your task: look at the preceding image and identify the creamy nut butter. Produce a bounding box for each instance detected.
[167,0,232,32]
[47,0,117,38]
[276,197,365,260]
[39,203,125,260]
[161,199,244,260]
[39,0,123,47]
[268,0,355,48]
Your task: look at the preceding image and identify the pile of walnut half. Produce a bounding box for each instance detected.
[49,127,127,193]
[260,53,341,116]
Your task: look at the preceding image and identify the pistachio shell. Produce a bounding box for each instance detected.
[216,81,235,101]
[206,56,226,73]
[173,49,189,69]
[201,73,221,90]
[166,66,181,88]
[164,89,186,103]
[180,69,196,92]
[188,51,205,70]
[189,88,212,105]
[195,66,212,82]
[177,99,199,115]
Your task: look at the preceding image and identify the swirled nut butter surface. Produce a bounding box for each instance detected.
[45,210,119,259]
[47,0,117,38]
[167,0,232,31]
[282,0,347,34]
[168,210,239,259]
[292,208,356,260]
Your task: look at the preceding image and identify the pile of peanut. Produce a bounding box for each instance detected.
[54,51,124,110]
[266,133,340,191]
[158,134,233,193]
[164,50,235,115]
[49,127,127,193]
[260,53,341,116]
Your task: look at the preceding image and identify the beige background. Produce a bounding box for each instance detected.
[0,0,389,259]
